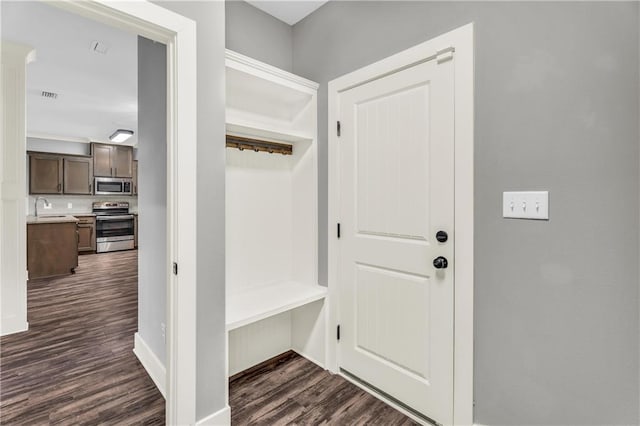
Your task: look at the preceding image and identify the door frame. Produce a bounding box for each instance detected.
[39,1,198,424]
[326,23,474,426]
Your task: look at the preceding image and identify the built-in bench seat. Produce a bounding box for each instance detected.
[226,281,327,331]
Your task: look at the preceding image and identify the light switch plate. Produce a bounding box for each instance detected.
[67,203,73,209]
[503,191,549,220]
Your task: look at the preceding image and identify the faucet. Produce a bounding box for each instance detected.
[34,197,49,217]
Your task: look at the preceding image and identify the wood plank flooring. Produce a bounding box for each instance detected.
[2,250,419,425]
[0,250,165,425]
[230,351,420,425]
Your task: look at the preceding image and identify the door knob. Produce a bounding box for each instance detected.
[433,256,448,269]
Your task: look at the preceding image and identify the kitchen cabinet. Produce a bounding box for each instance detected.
[132,160,138,195]
[29,154,63,194]
[27,219,79,279]
[91,143,133,178]
[63,157,93,195]
[76,215,96,253]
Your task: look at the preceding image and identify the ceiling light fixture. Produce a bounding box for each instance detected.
[109,129,134,143]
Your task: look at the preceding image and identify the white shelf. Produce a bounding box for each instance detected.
[226,49,319,94]
[226,281,327,331]
[226,121,313,145]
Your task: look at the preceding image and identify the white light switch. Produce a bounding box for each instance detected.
[503,191,549,220]
[67,203,73,209]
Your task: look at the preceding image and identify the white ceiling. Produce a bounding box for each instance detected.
[1,1,138,146]
[245,0,329,25]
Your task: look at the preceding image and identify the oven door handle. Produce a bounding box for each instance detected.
[96,215,134,220]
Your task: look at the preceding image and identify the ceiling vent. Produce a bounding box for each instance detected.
[41,91,58,99]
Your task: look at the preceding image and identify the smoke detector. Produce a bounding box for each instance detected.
[41,91,58,99]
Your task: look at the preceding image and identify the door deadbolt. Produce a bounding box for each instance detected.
[436,231,448,243]
[433,256,448,269]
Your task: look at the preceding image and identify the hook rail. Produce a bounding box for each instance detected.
[226,135,293,155]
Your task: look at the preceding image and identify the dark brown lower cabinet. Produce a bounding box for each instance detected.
[27,222,79,279]
[76,216,96,253]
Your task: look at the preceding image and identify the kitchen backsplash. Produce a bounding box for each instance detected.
[27,195,138,215]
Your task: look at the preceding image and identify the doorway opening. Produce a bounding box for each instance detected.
[0,1,198,424]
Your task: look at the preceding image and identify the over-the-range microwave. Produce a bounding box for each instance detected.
[94,177,133,195]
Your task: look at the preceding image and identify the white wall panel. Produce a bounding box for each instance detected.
[228,311,291,376]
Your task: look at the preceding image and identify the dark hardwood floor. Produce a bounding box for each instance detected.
[0,250,165,425]
[230,352,419,425]
[1,250,417,425]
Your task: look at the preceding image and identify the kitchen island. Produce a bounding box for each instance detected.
[27,215,79,279]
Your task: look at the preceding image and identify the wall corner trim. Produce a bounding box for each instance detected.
[133,332,167,398]
[195,405,231,425]
[0,319,29,337]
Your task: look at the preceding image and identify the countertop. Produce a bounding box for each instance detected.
[27,215,80,224]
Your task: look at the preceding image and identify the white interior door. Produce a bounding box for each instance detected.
[338,55,455,424]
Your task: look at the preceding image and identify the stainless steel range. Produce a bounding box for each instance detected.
[92,201,135,253]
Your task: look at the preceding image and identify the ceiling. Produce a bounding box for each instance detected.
[245,0,329,25]
[1,1,138,146]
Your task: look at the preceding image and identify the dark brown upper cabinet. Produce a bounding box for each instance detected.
[63,157,93,195]
[91,143,133,178]
[30,154,63,194]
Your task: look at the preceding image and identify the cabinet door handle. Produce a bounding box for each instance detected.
[58,183,61,192]
[111,167,113,176]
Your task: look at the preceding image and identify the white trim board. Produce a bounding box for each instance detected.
[226,49,319,92]
[195,405,231,426]
[43,2,200,424]
[0,42,34,338]
[327,23,475,426]
[133,332,167,398]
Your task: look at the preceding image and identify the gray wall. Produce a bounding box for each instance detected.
[226,0,293,71]
[156,1,227,421]
[137,36,167,364]
[290,2,640,425]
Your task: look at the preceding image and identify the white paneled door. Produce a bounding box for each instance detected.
[338,55,455,424]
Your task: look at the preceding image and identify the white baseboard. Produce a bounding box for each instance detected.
[0,318,28,336]
[294,349,325,370]
[133,332,166,398]
[196,405,231,425]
